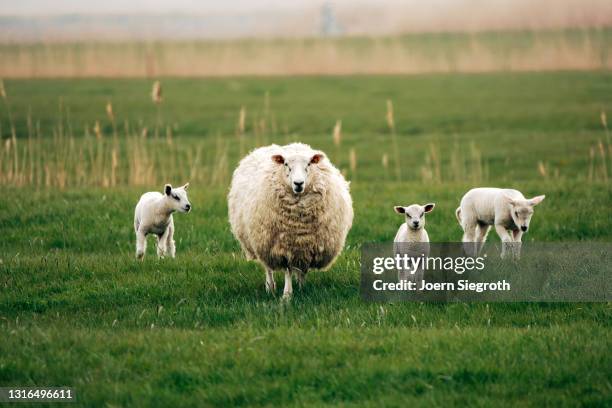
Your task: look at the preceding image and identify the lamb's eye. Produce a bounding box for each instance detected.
[173,195,180,201]
[515,211,519,217]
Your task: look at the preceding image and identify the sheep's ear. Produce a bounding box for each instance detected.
[423,203,435,213]
[182,182,190,190]
[529,195,545,206]
[310,153,324,164]
[272,154,285,164]
[164,184,172,195]
[394,206,405,214]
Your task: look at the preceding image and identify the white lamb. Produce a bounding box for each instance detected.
[393,203,435,281]
[134,183,191,260]
[228,143,353,300]
[456,188,545,258]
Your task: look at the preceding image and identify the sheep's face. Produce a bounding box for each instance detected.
[272,153,324,195]
[164,183,192,213]
[507,195,544,232]
[394,203,435,230]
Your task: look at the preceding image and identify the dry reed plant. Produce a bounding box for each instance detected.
[1,28,610,78]
[333,120,342,147]
[152,81,163,139]
[381,153,389,180]
[349,148,357,180]
[386,100,401,182]
[586,110,611,183]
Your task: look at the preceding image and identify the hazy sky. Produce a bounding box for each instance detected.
[1,0,323,15]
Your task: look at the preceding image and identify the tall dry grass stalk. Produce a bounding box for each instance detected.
[597,140,608,183]
[349,148,357,180]
[237,106,247,158]
[152,80,163,139]
[381,153,389,180]
[601,110,609,145]
[537,161,548,179]
[386,100,401,182]
[333,120,342,147]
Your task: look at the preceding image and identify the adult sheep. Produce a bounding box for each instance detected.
[228,143,353,299]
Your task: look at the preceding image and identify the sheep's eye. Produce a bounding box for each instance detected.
[515,211,519,217]
[172,194,180,201]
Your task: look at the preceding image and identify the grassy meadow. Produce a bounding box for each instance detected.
[0,71,611,406]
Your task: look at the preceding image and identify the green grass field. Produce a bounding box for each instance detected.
[1,72,611,406]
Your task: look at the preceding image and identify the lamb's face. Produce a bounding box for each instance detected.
[508,195,545,232]
[164,183,192,213]
[394,203,435,230]
[272,153,324,195]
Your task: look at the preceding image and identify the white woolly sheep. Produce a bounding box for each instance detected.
[393,203,435,281]
[134,183,191,260]
[228,143,353,299]
[456,188,545,258]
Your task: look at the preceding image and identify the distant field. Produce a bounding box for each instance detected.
[0,29,611,77]
[0,72,611,406]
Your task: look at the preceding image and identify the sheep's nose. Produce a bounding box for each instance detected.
[521,226,527,232]
[185,204,191,211]
[293,181,304,191]
[412,221,419,227]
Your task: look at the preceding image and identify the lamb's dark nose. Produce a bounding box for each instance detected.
[293,181,304,191]
[185,204,191,211]
[412,221,419,227]
[521,226,528,232]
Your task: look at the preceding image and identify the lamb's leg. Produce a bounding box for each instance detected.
[282,269,293,300]
[136,230,147,260]
[166,220,176,258]
[157,232,167,258]
[495,224,514,259]
[475,224,491,254]
[512,229,523,259]
[265,268,276,294]
[462,222,478,256]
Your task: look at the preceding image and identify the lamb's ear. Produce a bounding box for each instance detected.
[423,203,435,213]
[394,206,405,214]
[182,182,190,190]
[272,154,285,165]
[310,153,324,164]
[164,184,172,195]
[529,195,545,206]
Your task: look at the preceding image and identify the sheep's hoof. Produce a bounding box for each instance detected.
[136,252,144,260]
[281,292,292,302]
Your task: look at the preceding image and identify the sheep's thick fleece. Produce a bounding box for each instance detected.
[228,143,353,273]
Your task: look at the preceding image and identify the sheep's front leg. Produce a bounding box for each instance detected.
[282,269,293,301]
[166,221,176,258]
[136,230,147,260]
[156,233,167,258]
[495,224,514,259]
[265,268,276,294]
[512,229,523,259]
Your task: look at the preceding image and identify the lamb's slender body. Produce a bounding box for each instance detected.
[456,187,544,258]
[134,183,191,259]
[228,143,353,299]
[393,203,435,281]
